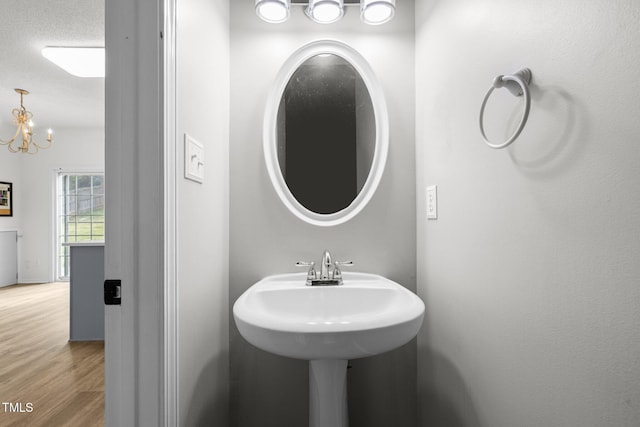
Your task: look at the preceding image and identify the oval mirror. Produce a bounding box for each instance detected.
[264,40,389,227]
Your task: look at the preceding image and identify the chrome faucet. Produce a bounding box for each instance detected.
[320,250,332,280]
[297,250,353,286]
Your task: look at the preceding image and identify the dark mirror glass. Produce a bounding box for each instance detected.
[277,54,375,214]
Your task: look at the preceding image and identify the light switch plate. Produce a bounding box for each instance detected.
[184,134,204,183]
[426,185,438,220]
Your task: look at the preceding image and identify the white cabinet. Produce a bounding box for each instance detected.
[0,230,17,287]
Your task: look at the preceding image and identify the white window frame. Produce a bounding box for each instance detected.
[53,169,105,281]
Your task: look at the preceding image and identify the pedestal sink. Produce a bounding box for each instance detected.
[233,272,425,427]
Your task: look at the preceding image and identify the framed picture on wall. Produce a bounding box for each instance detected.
[0,182,13,217]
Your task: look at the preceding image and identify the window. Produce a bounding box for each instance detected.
[56,173,105,280]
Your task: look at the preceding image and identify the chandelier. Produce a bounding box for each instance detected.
[0,89,53,154]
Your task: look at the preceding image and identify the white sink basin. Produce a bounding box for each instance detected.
[233,272,425,360]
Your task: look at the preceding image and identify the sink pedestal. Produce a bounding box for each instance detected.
[309,360,349,427]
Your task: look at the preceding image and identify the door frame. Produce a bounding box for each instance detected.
[104,0,178,425]
[163,0,178,423]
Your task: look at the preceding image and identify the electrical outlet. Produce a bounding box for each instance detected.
[426,185,437,220]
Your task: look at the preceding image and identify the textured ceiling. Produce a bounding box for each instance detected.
[0,0,104,132]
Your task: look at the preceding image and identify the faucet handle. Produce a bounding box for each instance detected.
[334,261,353,267]
[296,261,317,285]
[332,260,353,280]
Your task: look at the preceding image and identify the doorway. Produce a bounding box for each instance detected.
[0,0,106,424]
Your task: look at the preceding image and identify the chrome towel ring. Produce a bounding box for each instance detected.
[479,68,532,149]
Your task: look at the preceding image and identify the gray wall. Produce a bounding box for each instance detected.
[416,1,640,426]
[229,2,416,426]
[176,0,230,425]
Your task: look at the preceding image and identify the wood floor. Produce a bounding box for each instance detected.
[0,282,104,426]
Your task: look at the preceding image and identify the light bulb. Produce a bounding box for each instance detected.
[306,0,344,24]
[255,0,290,23]
[361,0,395,25]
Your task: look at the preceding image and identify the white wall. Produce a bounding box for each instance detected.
[176,0,230,425]
[0,127,104,283]
[416,1,640,426]
[230,3,416,426]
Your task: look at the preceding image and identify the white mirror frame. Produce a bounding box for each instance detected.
[263,40,389,227]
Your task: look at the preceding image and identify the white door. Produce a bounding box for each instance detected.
[0,231,17,287]
[104,0,166,425]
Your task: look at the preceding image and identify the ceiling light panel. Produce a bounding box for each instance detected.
[41,47,105,78]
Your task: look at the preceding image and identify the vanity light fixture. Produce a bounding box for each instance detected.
[255,0,291,23]
[255,0,395,25]
[306,0,344,24]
